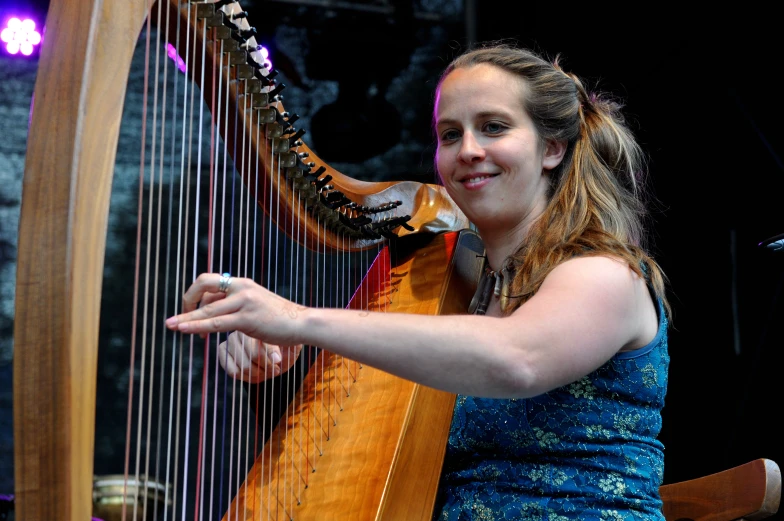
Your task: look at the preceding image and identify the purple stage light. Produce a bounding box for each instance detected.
[256,45,272,71]
[166,42,187,74]
[2,16,42,56]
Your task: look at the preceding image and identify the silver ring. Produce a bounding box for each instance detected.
[218,272,232,293]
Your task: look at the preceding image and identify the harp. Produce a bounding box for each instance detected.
[12,1,483,520]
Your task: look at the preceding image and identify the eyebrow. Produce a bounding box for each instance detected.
[435,110,514,128]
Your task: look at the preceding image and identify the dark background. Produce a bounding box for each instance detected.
[2,0,782,517]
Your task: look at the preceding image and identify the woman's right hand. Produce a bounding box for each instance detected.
[218,331,302,383]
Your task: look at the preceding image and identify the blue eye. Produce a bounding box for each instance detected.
[484,122,505,134]
[440,129,460,142]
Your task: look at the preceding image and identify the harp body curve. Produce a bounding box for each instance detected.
[226,230,485,521]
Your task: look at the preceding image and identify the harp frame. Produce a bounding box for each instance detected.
[13,2,152,520]
[12,1,472,520]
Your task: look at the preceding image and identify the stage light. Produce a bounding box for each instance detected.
[166,43,187,74]
[1,16,42,56]
[253,44,272,71]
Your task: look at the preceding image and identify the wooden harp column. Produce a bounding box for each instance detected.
[12,1,475,520]
[13,2,153,520]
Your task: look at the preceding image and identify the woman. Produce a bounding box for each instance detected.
[166,43,671,520]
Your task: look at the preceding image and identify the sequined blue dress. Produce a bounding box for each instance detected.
[434,301,669,520]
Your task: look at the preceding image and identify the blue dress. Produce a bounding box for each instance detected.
[434,301,669,520]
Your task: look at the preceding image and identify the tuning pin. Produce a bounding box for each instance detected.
[288,128,306,143]
[308,166,326,179]
[239,27,257,39]
[350,216,372,227]
[268,82,286,100]
[326,191,344,203]
[314,174,333,191]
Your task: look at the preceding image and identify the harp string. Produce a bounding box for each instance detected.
[124,0,154,519]
[145,0,176,518]
[120,2,399,519]
[203,25,218,521]
[234,48,257,521]
[124,3,202,519]
[150,0,179,518]
[159,2,184,519]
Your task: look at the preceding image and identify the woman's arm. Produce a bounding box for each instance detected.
[166,255,658,398]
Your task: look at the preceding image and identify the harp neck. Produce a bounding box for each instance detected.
[154,0,466,251]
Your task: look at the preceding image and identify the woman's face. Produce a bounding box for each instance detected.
[435,63,564,236]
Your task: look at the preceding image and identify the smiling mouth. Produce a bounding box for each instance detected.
[462,174,498,185]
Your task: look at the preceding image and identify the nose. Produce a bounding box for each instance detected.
[457,131,485,163]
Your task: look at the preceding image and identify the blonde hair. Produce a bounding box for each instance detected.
[437,43,671,318]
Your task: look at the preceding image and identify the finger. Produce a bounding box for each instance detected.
[199,291,226,309]
[181,273,216,313]
[230,357,268,383]
[276,344,302,370]
[230,333,266,369]
[165,297,241,334]
[232,335,258,373]
[219,342,242,378]
[166,312,236,335]
[242,338,284,379]
[244,341,281,378]
[225,331,245,359]
[256,353,281,378]
[265,363,281,378]
[259,342,283,367]
[182,273,240,313]
[243,335,263,363]
[221,340,266,382]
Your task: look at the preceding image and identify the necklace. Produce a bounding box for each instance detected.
[468,260,514,315]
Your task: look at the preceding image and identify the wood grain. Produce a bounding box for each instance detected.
[13,2,149,520]
[223,230,484,521]
[660,458,781,521]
